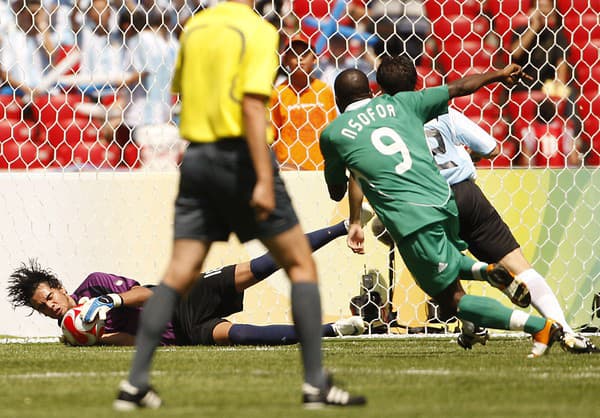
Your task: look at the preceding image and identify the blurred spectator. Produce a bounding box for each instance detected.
[509,0,570,94]
[507,0,581,139]
[365,0,430,63]
[0,0,15,33]
[122,9,176,129]
[318,33,375,87]
[0,0,55,99]
[255,0,295,34]
[293,0,366,33]
[518,98,581,168]
[292,0,368,55]
[43,0,76,47]
[121,9,184,169]
[65,0,138,141]
[270,36,337,170]
[161,0,204,39]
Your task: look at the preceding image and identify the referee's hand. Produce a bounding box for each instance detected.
[251,182,275,221]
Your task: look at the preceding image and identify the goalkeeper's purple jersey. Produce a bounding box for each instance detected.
[71,272,177,345]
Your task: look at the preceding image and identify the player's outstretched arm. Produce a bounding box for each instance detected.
[100,332,136,346]
[81,286,153,323]
[447,64,533,99]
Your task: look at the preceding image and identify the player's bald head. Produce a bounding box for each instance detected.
[334,69,372,112]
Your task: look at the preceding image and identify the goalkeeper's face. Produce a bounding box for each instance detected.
[30,283,76,320]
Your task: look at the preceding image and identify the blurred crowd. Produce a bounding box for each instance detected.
[0,0,599,170]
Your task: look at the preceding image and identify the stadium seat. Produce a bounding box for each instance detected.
[416,65,443,89]
[121,141,142,169]
[0,94,22,120]
[569,0,600,13]
[489,4,530,49]
[33,93,83,127]
[442,41,497,78]
[424,0,483,20]
[505,90,546,131]
[0,119,33,142]
[573,40,600,91]
[55,141,121,169]
[0,139,52,169]
[567,13,600,47]
[43,118,100,147]
[480,114,509,140]
[451,89,500,120]
[576,92,600,165]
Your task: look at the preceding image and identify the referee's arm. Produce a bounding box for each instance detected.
[243,93,275,221]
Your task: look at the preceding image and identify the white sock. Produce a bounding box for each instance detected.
[509,310,529,331]
[516,268,574,334]
[471,262,487,281]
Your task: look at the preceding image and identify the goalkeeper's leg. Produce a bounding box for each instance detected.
[242,221,349,290]
[213,316,366,345]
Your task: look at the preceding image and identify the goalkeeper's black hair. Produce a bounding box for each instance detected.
[376,55,418,95]
[7,259,63,310]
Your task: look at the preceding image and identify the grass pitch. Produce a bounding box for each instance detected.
[1,336,599,418]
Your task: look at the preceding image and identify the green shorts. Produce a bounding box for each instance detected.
[396,217,467,297]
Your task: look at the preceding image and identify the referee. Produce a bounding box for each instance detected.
[113,0,365,410]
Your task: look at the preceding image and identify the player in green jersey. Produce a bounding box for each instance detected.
[320,57,563,358]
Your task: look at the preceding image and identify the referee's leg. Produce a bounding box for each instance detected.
[261,225,324,387]
[116,239,211,410]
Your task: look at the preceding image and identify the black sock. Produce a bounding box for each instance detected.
[249,222,347,281]
[228,323,337,345]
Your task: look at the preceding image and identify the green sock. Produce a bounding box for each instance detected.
[457,295,513,329]
[457,256,488,281]
[524,316,547,334]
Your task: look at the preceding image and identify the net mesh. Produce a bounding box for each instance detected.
[0,0,599,337]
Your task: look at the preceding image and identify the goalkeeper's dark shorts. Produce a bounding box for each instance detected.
[452,179,520,263]
[172,264,244,345]
[174,139,298,243]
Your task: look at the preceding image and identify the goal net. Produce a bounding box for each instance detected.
[0,0,598,339]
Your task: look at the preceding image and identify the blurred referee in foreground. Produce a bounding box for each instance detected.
[112,0,366,410]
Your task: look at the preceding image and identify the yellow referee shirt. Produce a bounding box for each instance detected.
[171,2,279,143]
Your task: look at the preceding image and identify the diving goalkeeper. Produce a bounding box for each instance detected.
[7,221,368,346]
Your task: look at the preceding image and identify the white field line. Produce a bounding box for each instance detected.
[334,366,600,380]
[1,371,165,379]
[2,332,599,345]
[4,366,600,381]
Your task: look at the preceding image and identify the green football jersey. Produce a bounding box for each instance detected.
[320,86,455,238]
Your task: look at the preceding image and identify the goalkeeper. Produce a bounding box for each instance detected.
[6,221,367,346]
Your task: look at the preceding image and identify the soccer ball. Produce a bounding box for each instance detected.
[60,304,105,346]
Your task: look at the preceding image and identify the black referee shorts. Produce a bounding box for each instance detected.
[174,139,298,243]
[172,264,244,345]
[452,179,520,263]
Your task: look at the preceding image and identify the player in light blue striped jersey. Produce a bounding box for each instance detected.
[424,109,598,353]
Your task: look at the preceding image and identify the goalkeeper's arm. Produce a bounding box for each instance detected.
[82,286,154,323]
[99,332,136,346]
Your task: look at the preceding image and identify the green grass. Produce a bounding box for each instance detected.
[1,337,599,418]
